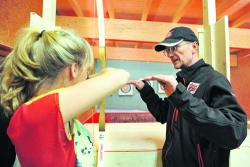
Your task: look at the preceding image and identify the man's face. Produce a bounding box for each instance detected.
[164,41,197,69]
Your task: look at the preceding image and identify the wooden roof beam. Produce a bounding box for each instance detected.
[56,16,250,49]
[114,41,119,47]
[68,0,84,17]
[67,0,83,17]
[141,0,153,21]
[216,0,239,19]
[134,42,139,48]
[230,10,250,27]
[106,0,115,19]
[172,0,196,23]
[92,46,171,63]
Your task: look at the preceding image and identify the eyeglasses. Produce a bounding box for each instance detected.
[163,42,191,57]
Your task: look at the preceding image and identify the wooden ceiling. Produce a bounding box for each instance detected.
[1,0,250,58]
[55,0,250,53]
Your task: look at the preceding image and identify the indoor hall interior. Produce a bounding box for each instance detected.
[1,0,250,167]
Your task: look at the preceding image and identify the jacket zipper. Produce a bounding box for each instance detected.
[183,77,204,167]
[164,77,183,160]
[171,108,179,132]
[165,108,179,159]
[163,141,172,160]
[197,143,204,167]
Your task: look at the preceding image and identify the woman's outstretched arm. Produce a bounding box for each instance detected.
[60,67,130,123]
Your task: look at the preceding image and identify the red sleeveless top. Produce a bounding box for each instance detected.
[7,92,76,167]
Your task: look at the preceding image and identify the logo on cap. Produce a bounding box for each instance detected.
[166,32,172,38]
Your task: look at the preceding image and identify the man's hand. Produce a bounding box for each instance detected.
[127,79,145,90]
[144,75,178,96]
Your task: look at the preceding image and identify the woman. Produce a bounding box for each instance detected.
[0,27,130,167]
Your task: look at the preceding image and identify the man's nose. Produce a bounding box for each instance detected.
[168,51,174,57]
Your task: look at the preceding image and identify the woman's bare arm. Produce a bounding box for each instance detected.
[60,68,130,123]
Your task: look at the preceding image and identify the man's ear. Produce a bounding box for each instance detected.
[70,63,78,79]
[192,42,198,53]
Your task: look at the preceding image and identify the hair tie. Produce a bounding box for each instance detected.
[38,30,46,38]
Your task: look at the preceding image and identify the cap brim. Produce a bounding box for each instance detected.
[154,39,183,52]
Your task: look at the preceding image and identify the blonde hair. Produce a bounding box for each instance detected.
[0,27,94,116]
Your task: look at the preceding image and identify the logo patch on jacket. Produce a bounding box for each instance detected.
[187,82,200,94]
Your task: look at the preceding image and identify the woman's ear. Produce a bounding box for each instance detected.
[70,63,78,79]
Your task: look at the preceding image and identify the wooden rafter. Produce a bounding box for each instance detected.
[67,0,83,16]
[134,42,139,48]
[115,41,119,47]
[92,46,171,62]
[216,0,239,19]
[141,0,153,21]
[230,11,250,27]
[172,0,196,23]
[56,16,250,49]
[106,0,115,19]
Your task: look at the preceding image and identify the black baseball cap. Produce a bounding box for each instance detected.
[154,26,199,52]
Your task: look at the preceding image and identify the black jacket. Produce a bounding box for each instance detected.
[138,59,247,167]
[0,106,16,167]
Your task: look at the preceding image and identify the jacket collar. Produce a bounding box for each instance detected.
[176,59,212,85]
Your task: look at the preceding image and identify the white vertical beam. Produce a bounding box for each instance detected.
[212,16,230,80]
[197,28,204,59]
[202,0,216,27]
[30,12,44,29]
[30,0,59,30]
[202,0,216,65]
[202,0,230,80]
[42,0,57,29]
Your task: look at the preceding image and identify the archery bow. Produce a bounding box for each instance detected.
[96,0,106,167]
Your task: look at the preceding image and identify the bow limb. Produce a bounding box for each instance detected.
[96,0,106,167]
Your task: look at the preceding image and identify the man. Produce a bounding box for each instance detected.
[128,26,247,167]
